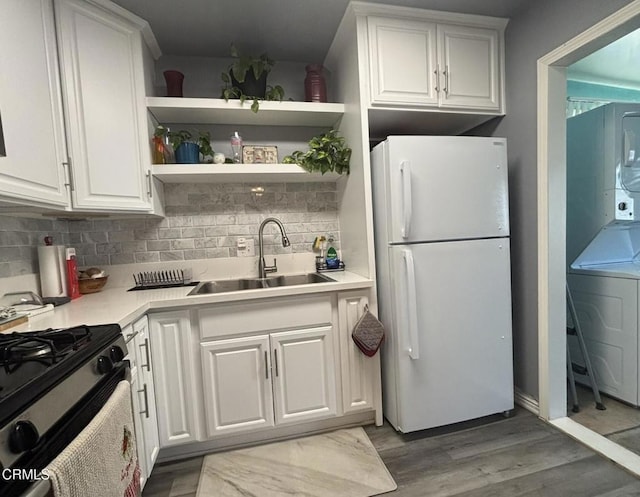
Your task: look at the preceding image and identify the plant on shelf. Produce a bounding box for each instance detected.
[282,129,351,175]
[154,126,214,164]
[221,44,285,113]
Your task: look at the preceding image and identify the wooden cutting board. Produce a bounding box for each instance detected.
[0,314,28,332]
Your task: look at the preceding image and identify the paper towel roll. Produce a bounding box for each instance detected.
[38,245,68,298]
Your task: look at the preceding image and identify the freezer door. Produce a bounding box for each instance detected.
[390,238,514,432]
[385,136,509,243]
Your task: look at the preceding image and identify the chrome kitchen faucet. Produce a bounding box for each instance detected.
[258,217,290,279]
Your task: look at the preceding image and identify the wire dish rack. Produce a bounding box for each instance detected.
[129,269,199,291]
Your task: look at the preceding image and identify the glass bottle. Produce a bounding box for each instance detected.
[152,135,165,164]
[231,131,243,163]
[163,127,174,163]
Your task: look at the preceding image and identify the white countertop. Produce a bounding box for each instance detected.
[13,271,373,332]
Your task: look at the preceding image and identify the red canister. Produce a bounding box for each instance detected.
[304,64,327,103]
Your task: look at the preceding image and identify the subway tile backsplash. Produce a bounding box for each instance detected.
[0,182,340,276]
[0,216,69,277]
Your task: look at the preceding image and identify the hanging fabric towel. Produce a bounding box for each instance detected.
[352,304,385,357]
[47,381,140,497]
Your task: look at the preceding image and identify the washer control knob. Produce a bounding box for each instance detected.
[9,420,39,453]
[619,202,628,211]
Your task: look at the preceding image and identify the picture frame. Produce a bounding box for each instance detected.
[242,145,278,164]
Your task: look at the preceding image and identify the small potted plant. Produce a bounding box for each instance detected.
[154,127,213,164]
[221,44,285,113]
[283,129,351,175]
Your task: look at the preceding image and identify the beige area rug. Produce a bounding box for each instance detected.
[196,427,397,497]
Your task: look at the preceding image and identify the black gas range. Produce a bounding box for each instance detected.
[0,324,128,496]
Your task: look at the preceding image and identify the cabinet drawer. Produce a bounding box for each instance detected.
[199,296,332,339]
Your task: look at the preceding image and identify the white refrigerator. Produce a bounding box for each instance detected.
[371,136,514,433]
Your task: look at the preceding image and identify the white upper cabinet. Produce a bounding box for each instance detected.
[55,0,152,211]
[0,0,68,207]
[368,17,438,106]
[437,24,499,110]
[366,13,505,113]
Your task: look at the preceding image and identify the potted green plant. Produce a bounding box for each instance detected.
[154,127,213,164]
[282,130,351,175]
[221,44,285,113]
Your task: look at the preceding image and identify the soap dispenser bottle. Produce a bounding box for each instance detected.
[325,235,339,269]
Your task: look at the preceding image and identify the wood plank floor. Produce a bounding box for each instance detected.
[143,408,640,497]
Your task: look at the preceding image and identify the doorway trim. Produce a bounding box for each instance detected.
[538,0,640,473]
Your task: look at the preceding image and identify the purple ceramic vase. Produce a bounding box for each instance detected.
[164,70,184,97]
[304,64,327,103]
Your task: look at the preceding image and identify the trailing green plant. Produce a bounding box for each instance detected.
[221,85,285,113]
[282,130,351,175]
[154,126,213,158]
[220,44,285,113]
[226,43,274,84]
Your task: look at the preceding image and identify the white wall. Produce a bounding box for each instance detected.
[491,0,634,399]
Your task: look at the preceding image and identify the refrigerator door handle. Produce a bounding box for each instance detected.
[403,249,420,360]
[400,161,412,239]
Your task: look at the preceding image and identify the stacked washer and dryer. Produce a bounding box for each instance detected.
[568,103,640,406]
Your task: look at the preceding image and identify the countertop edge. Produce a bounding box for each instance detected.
[18,274,374,332]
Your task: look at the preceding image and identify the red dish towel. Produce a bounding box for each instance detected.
[352,305,385,357]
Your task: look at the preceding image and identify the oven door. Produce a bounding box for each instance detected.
[5,362,129,497]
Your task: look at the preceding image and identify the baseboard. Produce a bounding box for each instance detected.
[515,388,540,415]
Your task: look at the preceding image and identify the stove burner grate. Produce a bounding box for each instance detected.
[0,325,93,373]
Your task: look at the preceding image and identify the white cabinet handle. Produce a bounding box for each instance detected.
[434,64,440,93]
[400,161,412,239]
[273,349,279,377]
[124,329,139,344]
[444,65,449,95]
[139,338,151,372]
[403,249,420,360]
[63,157,75,192]
[264,350,269,379]
[146,170,153,198]
[138,384,149,418]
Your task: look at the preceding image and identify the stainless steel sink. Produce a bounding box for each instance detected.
[188,273,335,295]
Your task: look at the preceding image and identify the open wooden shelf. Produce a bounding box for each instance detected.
[151,164,341,183]
[147,97,345,127]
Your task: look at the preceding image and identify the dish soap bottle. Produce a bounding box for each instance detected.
[325,235,339,269]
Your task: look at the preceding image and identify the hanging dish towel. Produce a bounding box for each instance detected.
[352,304,385,357]
[47,380,140,497]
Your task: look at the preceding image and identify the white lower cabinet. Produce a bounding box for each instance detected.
[145,291,380,453]
[149,311,201,447]
[124,316,159,490]
[271,326,337,424]
[338,292,376,413]
[201,325,337,438]
[201,335,274,437]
